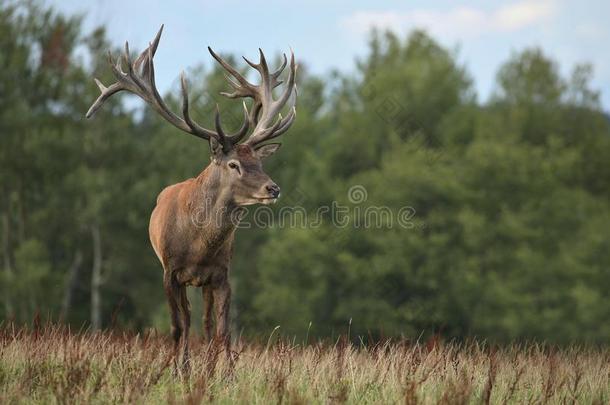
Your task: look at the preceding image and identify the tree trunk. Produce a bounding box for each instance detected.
[16,187,25,243]
[60,249,83,321]
[90,224,103,331]
[2,211,13,318]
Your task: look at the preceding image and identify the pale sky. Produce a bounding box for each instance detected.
[47,0,610,110]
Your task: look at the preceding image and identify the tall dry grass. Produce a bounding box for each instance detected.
[0,322,608,404]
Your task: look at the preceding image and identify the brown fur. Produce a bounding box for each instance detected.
[148,144,280,374]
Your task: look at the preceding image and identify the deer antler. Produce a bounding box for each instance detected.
[208,47,297,147]
[86,25,249,152]
[86,26,297,151]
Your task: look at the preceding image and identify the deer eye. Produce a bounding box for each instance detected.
[228,161,241,173]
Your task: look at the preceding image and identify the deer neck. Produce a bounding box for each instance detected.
[190,163,238,234]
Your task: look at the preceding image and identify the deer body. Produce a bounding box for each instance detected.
[149,169,237,367]
[86,25,297,375]
[149,170,237,288]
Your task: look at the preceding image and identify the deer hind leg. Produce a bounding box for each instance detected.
[202,285,214,343]
[163,271,182,376]
[178,286,191,376]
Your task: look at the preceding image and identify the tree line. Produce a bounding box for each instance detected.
[1,1,609,343]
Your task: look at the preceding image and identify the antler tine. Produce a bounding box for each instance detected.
[270,53,287,88]
[214,105,228,147]
[249,101,263,127]
[242,50,297,146]
[86,81,122,118]
[242,55,258,70]
[144,43,181,125]
[254,85,297,142]
[180,73,217,139]
[253,114,284,140]
[273,51,296,116]
[206,45,299,147]
[134,24,163,78]
[220,74,245,98]
[268,87,297,140]
[87,26,258,149]
[227,102,251,144]
[209,48,270,133]
[213,103,252,151]
[208,47,255,91]
[269,107,296,139]
[241,49,272,92]
[257,49,270,88]
[123,41,132,71]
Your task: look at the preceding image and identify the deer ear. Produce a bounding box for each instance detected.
[255,143,281,160]
[209,137,223,162]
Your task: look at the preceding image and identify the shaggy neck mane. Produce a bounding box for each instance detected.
[188,162,237,230]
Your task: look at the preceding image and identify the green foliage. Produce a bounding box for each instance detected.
[243,36,610,344]
[0,1,609,344]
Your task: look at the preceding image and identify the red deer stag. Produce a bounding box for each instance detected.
[85,26,297,373]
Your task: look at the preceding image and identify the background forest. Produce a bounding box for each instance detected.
[1,1,609,344]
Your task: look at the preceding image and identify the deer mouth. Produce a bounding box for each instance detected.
[257,197,278,205]
[234,196,278,206]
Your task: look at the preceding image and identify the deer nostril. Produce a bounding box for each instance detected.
[266,183,280,197]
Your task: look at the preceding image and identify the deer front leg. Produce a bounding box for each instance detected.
[202,285,214,343]
[212,281,231,352]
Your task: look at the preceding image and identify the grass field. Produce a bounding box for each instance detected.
[0,323,608,404]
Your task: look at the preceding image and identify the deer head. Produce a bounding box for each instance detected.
[86,25,297,205]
